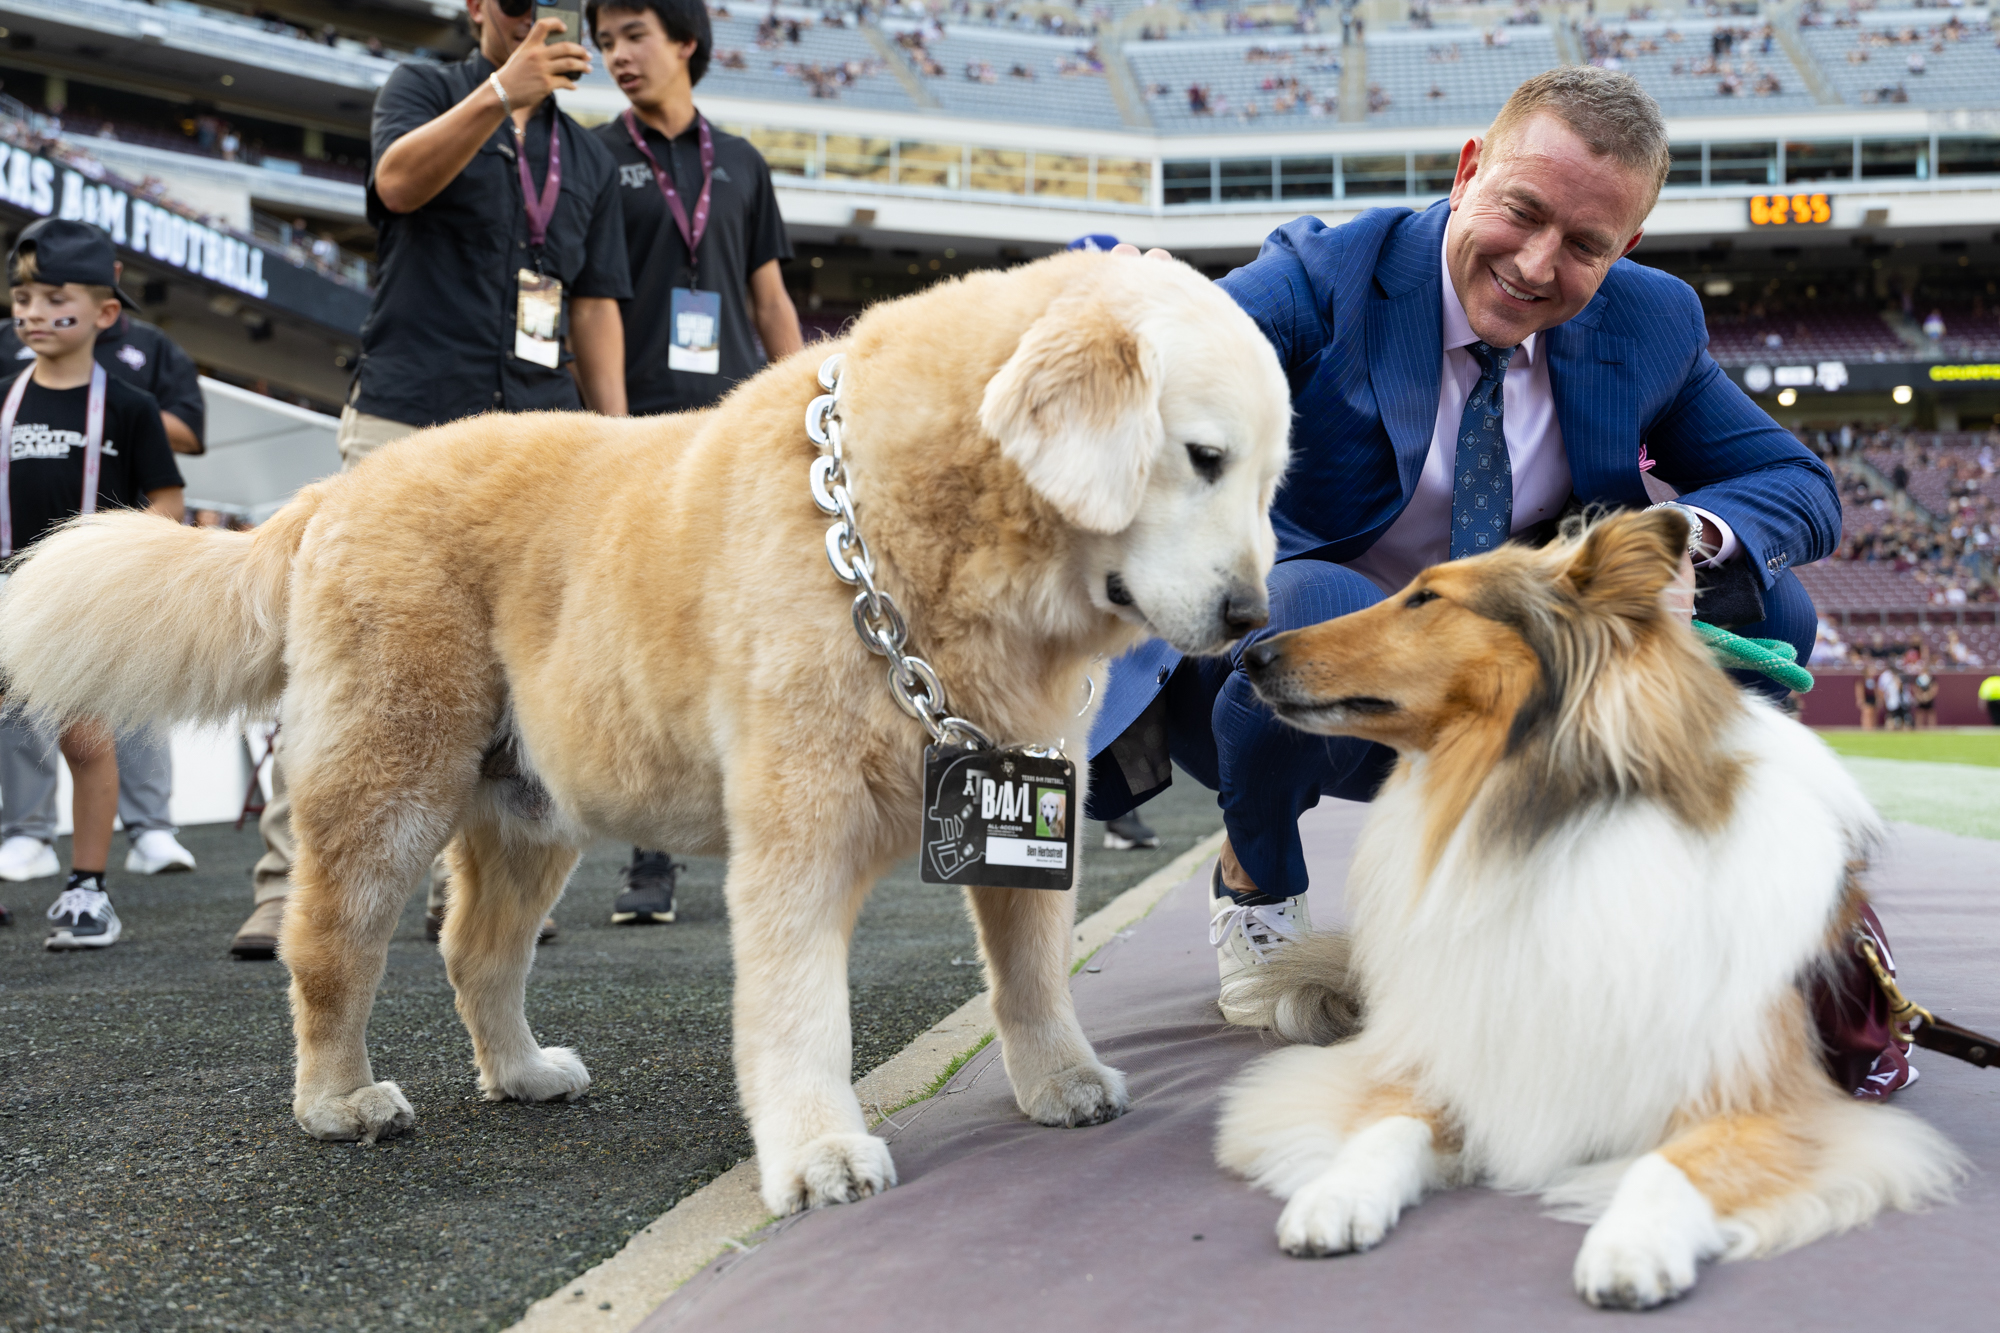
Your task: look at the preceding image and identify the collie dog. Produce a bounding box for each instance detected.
[1215,510,1962,1308]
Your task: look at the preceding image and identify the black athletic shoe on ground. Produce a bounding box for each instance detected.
[45,873,120,950]
[612,849,677,924]
[1102,811,1161,850]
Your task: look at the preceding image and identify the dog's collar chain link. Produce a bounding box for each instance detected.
[807,353,995,750]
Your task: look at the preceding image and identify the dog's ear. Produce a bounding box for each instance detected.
[979,290,1162,533]
[1561,509,1686,621]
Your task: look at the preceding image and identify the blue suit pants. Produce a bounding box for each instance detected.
[1132,558,1818,902]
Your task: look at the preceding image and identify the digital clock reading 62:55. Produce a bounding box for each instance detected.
[1749,193,1832,226]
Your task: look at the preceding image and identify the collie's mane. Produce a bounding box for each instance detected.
[1463,510,1748,856]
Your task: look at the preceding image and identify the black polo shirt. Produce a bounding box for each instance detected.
[591,114,790,415]
[357,51,631,429]
[0,315,205,450]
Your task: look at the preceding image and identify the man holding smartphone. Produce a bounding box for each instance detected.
[229,0,630,958]
[586,0,802,926]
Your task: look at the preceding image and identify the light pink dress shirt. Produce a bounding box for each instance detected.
[1341,229,1735,596]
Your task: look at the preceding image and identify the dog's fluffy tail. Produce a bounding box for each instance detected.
[0,490,322,730]
[1233,930,1366,1045]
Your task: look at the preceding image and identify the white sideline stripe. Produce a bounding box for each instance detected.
[506,827,1226,1333]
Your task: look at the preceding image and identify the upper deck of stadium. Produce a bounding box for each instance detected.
[7,1,1999,261]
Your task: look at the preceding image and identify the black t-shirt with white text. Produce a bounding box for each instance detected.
[4,370,183,553]
[592,115,792,415]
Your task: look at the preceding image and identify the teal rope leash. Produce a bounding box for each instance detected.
[1692,620,1815,694]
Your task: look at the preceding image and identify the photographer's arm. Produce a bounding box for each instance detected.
[375,21,589,215]
[145,487,186,524]
[749,260,804,361]
[570,298,627,417]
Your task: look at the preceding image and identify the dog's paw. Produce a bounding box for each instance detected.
[479,1046,591,1103]
[761,1133,898,1215]
[1573,1223,1703,1310]
[1573,1153,1722,1310]
[1276,1172,1403,1257]
[1018,1061,1129,1127]
[295,1081,415,1144]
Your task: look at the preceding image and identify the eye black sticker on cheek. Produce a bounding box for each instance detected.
[52,316,78,328]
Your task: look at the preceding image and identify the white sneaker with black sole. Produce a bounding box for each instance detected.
[45,875,121,950]
[0,835,60,882]
[125,829,197,874]
[1209,859,1309,1026]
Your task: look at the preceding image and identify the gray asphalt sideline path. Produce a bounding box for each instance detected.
[0,784,1221,1332]
[643,803,2000,1332]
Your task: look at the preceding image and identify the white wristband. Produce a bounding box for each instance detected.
[488,72,513,119]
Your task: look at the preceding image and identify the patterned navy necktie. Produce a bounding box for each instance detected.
[1448,340,1517,560]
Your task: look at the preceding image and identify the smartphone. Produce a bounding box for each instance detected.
[538,0,583,44]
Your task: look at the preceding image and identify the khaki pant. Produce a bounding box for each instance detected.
[258,408,450,910]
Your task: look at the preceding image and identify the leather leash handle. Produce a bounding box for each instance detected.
[1914,1018,2000,1069]
[1860,935,2000,1071]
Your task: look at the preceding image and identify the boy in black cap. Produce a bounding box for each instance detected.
[4,219,185,949]
[0,219,207,893]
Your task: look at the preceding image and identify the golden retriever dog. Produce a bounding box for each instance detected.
[1039,789,1068,841]
[0,251,1290,1215]
[1215,511,1962,1308]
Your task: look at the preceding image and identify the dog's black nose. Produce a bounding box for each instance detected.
[1242,638,1281,673]
[1222,592,1269,638]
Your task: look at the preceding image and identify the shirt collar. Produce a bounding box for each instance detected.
[1439,227,1537,366]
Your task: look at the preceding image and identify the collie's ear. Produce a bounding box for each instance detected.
[979,291,1162,533]
[1562,509,1686,620]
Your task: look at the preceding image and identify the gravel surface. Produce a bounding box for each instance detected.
[0,784,1220,1332]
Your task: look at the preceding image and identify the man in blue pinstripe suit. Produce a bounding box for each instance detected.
[1086,68,1840,1023]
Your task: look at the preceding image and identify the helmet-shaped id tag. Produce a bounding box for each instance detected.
[920,744,1077,891]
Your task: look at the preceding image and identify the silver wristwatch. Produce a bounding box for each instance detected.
[1649,501,1706,558]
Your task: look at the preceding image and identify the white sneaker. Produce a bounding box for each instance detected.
[0,835,59,882]
[126,829,197,875]
[46,880,121,950]
[1209,860,1310,1027]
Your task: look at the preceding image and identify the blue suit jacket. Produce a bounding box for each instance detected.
[1090,200,1840,758]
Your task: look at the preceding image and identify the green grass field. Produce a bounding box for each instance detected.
[1819,728,2000,769]
[1815,729,2000,839]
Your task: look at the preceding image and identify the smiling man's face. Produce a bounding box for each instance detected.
[1444,111,1654,349]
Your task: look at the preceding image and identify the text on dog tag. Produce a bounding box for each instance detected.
[920,744,1076,891]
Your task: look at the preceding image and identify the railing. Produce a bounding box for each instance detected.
[62,113,366,187]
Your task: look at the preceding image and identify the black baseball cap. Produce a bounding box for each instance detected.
[8,218,137,308]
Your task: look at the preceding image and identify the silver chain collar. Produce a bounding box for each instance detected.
[807,353,995,751]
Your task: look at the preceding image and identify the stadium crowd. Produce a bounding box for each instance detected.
[1802,426,2000,679]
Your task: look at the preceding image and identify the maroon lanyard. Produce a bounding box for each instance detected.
[515,104,562,251]
[622,109,713,263]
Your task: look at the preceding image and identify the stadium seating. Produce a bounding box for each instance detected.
[1361,26,1560,127]
[1797,10,2000,109]
[1925,304,2000,360]
[1841,488,1896,538]
[894,24,1129,129]
[701,11,920,111]
[1126,33,1346,131]
[1702,308,1910,367]
[1578,17,1819,118]
[1864,437,2000,519]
